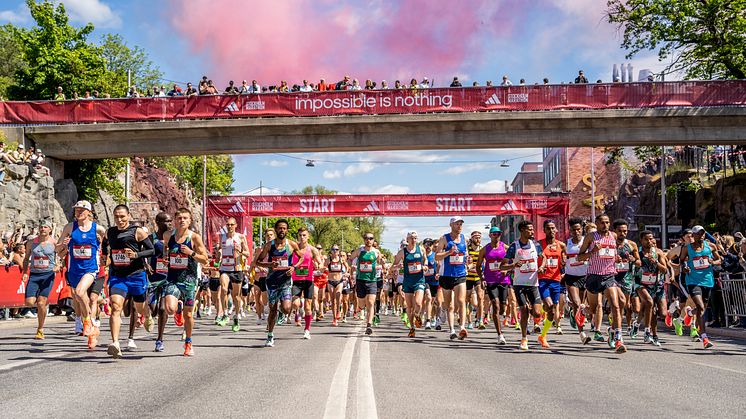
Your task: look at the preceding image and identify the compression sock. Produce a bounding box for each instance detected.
[541,318,553,337]
[304,314,312,331]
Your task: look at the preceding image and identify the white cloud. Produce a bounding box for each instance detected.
[443,162,493,175]
[261,159,288,167]
[471,179,507,193]
[55,0,122,28]
[0,3,30,24]
[343,162,376,176]
[322,169,341,179]
[355,184,411,194]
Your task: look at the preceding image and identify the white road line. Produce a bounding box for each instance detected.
[356,336,378,419]
[690,361,746,376]
[323,326,360,419]
[0,358,43,372]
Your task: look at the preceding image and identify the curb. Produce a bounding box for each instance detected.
[704,326,746,340]
[0,315,69,330]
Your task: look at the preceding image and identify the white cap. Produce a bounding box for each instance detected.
[18,144,24,149]
[449,216,464,224]
[73,200,92,211]
[691,225,705,234]
[406,231,418,238]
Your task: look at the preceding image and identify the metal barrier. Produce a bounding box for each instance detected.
[721,273,746,328]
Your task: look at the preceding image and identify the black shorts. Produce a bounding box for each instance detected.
[221,271,244,284]
[486,282,510,304]
[440,276,466,290]
[377,280,384,291]
[208,278,221,292]
[241,279,250,296]
[686,284,712,303]
[328,280,342,289]
[356,280,378,299]
[585,274,618,294]
[292,280,314,298]
[466,279,481,291]
[255,276,267,292]
[427,283,440,296]
[87,275,105,296]
[513,285,542,307]
[564,274,586,290]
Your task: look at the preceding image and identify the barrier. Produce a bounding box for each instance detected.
[721,273,746,327]
[0,267,69,308]
[1,81,745,124]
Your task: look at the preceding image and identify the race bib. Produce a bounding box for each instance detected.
[489,261,501,272]
[546,257,559,268]
[330,263,342,271]
[296,267,309,276]
[692,256,710,270]
[170,253,189,269]
[449,253,465,265]
[407,262,422,274]
[567,254,584,267]
[423,266,431,276]
[221,256,235,267]
[615,261,629,272]
[359,262,373,273]
[273,257,289,268]
[111,249,131,267]
[519,258,538,273]
[156,258,168,274]
[72,245,92,259]
[598,245,616,259]
[641,272,657,285]
[32,256,50,269]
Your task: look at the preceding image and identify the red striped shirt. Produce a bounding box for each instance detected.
[587,231,617,275]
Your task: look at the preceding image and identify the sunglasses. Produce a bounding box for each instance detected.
[331,248,339,251]
[364,236,374,240]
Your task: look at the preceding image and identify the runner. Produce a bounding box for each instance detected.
[565,218,592,344]
[393,231,426,337]
[251,228,275,326]
[577,214,627,353]
[476,226,509,344]
[613,219,642,338]
[340,251,352,323]
[637,230,669,347]
[105,205,154,358]
[20,219,58,340]
[56,200,106,349]
[537,220,566,348]
[422,238,440,330]
[326,244,347,326]
[349,232,384,335]
[207,247,223,324]
[680,225,721,349]
[465,231,485,330]
[290,227,322,339]
[162,208,209,356]
[435,216,469,340]
[149,212,173,353]
[501,220,545,350]
[217,217,250,333]
[313,244,328,321]
[255,219,300,347]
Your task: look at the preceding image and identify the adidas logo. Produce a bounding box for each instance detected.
[500,199,518,211]
[224,101,239,112]
[363,200,381,212]
[16,281,25,295]
[229,201,245,213]
[485,93,501,105]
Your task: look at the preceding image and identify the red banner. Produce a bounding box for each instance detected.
[1,81,744,124]
[0,267,68,308]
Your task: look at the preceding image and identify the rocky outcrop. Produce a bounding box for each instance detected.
[0,163,69,234]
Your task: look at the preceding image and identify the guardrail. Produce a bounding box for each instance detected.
[721,272,746,328]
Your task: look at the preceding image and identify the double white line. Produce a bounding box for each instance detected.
[323,326,378,419]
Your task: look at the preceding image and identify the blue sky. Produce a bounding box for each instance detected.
[1,0,677,251]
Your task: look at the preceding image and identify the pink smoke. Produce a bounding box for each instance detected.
[168,0,524,87]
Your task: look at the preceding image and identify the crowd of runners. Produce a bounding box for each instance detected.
[18,199,722,358]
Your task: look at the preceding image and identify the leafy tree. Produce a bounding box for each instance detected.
[605,146,662,167]
[607,0,746,79]
[251,217,304,246]
[65,158,127,202]
[0,26,24,100]
[100,33,163,96]
[148,155,235,198]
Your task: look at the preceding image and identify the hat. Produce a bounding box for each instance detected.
[36,148,42,154]
[691,225,705,234]
[682,228,693,235]
[73,200,92,211]
[449,216,464,224]
[18,144,24,149]
[39,219,52,228]
[489,226,502,234]
[471,230,482,236]
[423,238,434,245]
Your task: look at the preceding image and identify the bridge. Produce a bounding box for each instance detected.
[1,81,744,159]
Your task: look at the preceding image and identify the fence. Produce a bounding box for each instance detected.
[721,272,746,327]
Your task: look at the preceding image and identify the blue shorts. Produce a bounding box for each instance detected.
[109,271,148,300]
[539,279,561,304]
[67,270,97,288]
[26,271,55,299]
[403,277,426,294]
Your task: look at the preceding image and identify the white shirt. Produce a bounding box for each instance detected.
[248,85,261,94]
[501,80,513,86]
[350,85,362,91]
[299,85,313,92]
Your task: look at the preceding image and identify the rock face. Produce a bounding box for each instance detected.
[0,164,69,235]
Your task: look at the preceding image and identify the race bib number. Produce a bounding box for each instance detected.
[615,261,629,272]
[449,253,465,265]
[32,256,50,269]
[407,262,422,274]
[641,272,657,285]
[111,249,131,267]
[72,245,92,259]
[273,257,289,268]
[296,267,309,276]
[359,262,373,273]
[692,256,710,270]
[489,261,501,272]
[546,257,559,268]
[156,258,168,274]
[221,256,235,267]
[598,245,616,259]
[567,255,584,267]
[330,263,342,271]
[170,253,189,269]
[519,259,538,273]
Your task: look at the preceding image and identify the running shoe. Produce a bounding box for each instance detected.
[519,339,529,351]
[532,323,541,333]
[276,314,285,325]
[673,318,684,336]
[556,326,563,335]
[373,314,381,327]
[232,318,240,332]
[107,341,122,358]
[435,322,442,331]
[606,327,615,349]
[256,316,263,326]
[579,332,591,345]
[498,334,507,345]
[144,316,154,333]
[332,319,338,327]
[458,328,468,340]
[665,312,673,327]
[538,335,550,349]
[265,335,275,347]
[214,316,221,325]
[477,321,486,330]
[593,331,605,342]
[35,329,45,340]
[126,338,137,350]
[401,312,408,324]
[93,319,101,328]
[138,314,144,328]
[87,327,99,349]
[683,307,693,327]
[408,328,415,338]
[174,311,184,327]
[295,319,302,327]
[449,331,457,340]
[574,308,586,329]
[183,342,194,356]
[82,318,93,337]
[630,321,639,339]
[219,316,229,327]
[424,320,432,330]
[643,330,652,344]
[690,326,700,342]
[365,326,373,336]
[702,337,713,349]
[303,330,311,340]
[652,335,661,347]
[515,323,522,331]
[614,340,627,354]
[414,315,423,329]
[466,322,474,330]
[154,340,164,352]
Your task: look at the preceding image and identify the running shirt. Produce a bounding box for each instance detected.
[615,239,634,275]
[107,224,145,277]
[166,230,199,285]
[328,257,344,273]
[467,244,481,281]
[686,243,715,287]
[565,237,588,276]
[538,239,562,281]
[291,246,314,281]
[587,231,616,276]
[424,252,437,282]
[150,232,168,286]
[639,248,662,286]
[442,233,467,277]
[267,239,292,287]
[402,245,425,281]
[482,242,509,285]
[29,239,56,274]
[357,248,377,282]
[506,239,543,286]
[67,221,99,276]
[220,232,244,272]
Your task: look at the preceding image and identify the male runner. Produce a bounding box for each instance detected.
[465,231,485,329]
[680,225,721,349]
[422,238,441,330]
[251,229,275,326]
[291,227,322,339]
[393,231,426,337]
[149,212,173,352]
[476,226,509,344]
[56,200,106,349]
[435,216,469,340]
[565,218,592,344]
[637,230,669,346]
[537,220,566,348]
[613,219,641,337]
[349,233,384,335]
[217,217,250,332]
[105,205,154,358]
[21,219,58,340]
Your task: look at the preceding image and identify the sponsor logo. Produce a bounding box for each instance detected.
[225,100,265,112]
[435,197,473,212]
[527,200,548,209]
[16,280,25,294]
[507,93,529,103]
[484,93,501,105]
[363,200,381,212]
[251,202,273,212]
[224,101,239,112]
[229,201,246,213]
[300,198,336,213]
[386,201,409,211]
[294,93,452,113]
[500,200,519,211]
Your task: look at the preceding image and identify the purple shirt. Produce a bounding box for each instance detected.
[483,242,510,285]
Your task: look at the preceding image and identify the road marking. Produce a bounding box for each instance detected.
[0,358,43,372]
[356,336,378,419]
[323,326,360,419]
[690,361,746,376]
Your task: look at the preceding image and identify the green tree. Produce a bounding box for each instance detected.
[65,158,127,202]
[0,26,25,99]
[100,33,163,95]
[148,155,235,198]
[607,0,746,79]
[251,217,304,246]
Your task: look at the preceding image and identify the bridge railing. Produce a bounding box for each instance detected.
[1,81,744,125]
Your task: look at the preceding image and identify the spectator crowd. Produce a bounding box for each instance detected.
[0,141,49,183]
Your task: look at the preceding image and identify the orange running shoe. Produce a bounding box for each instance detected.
[408,328,415,338]
[665,312,673,327]
[574,309,586,329]
[183,342,194,356]
[174,311,184,327]
[683,308,693,327]
[87,327,99,349]
[458,328,468,340]
[82,318,93,337]
[538,335,550,349]
[414,315,423,329]
[332,318,338,327]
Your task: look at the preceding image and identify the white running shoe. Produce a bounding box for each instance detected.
[498,334,507,345]
[127,338,137,350]
[425,320,432,330]
[303,330,311,340]
[256,316,262,325]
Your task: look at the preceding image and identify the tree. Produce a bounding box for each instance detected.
[607,0,746,79]
[100,34,163,96]
[65,158,127,202]
[148,155,235,198]
[0,26,25,99]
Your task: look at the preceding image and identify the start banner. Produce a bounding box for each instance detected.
[1,81,744,124]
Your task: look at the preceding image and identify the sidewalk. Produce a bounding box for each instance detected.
[0,315,68,330]
[704,325,746,340]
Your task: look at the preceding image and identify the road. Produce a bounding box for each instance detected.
[1,313,745,418]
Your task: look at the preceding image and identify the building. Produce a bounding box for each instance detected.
[511,162,544,193]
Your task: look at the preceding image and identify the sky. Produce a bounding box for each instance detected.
[1,0,679,251]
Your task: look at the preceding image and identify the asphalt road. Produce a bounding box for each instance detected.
[1,312,745,418]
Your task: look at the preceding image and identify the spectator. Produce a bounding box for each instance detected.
[185,82,198,97]
[500,75,512,86]
[168,84,183,96]
[575,70,588,84]
[249,80,261,94]
[485,80,493,87]
[472,81,479,87]
[83,91,92,99]
[364,79,374,90]
[152,86,162,97]
[408,78,418,89]
[519,78,526,85]
[596,79,603,83]
[127,86,140,98]
[10,144,26,163]
[543,78,549,84]
[420,77,430,88]
[225,80,239,95]
[91,90,99,98]
[394,80,403,89]
[277,81,288,93]
[1,141,17,164]
[317,78,328,91]
[199,76,209,94]
[54,86,65,101]
[238,80,250,94]
[350,79,362,91]
[204,80,219,95]
[380,80,389,89]
[299,80,313,92]
[335,75,351,90]
[72,92,80,100]
[450,77,462,87]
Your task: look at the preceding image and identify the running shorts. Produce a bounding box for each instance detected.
[162,280,197,307]
[221,271,244,284]
[585,274,618,294]
[292,280,314,298]
[241,279,250,296]
[564,274,586,290]
[615,271,635,295]
[439,276,466,290]
[25,271,55,299]
[513,285,542,307]
[109,271,148,302]
[466,279,481,291]
[255,276,267,292]
[356,280,378,299]
[686,284,712,303]
[538,279,562,304]
[640,284,665,302]
[402,277,426,294]
[208,278,221,292]
[427,283,440,296]
[66,271,97,289]
[267,281,292,306]
[485,282,510,304]
[328,280,342,289]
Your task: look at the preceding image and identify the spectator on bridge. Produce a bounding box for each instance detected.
[82,91,92,99]
[450,77,462,87]
[199,76,209,94]
[279,80,290,93]
[335,75,351,90]
[394,80,403,89]
[420,77,430,88]
[225,80,240,95]
[317,78,328,91]
[472,81,479,87]
[575,70,589,84]
[249,80,261,94]
[1,141,18,164]
[380,80,389,89]
[127,86,140,98]
[204,80,219,95]
[10,144,26,163]
[299,80,313,92]
[185,82,198,97]
[485,80,493,87]
[408,78,419,89]
[500,75,512,86]
[53,86,66,101]
[364,79,374,90]
[543,78,550,84]
[168,84,183,96]
[238,80,250,94]
[350,79,363,91]
[519,78,526,85]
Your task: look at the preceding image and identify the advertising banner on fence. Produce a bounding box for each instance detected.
[0,268,68,308]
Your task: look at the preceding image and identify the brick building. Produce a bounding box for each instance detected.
[510,162,544,193]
